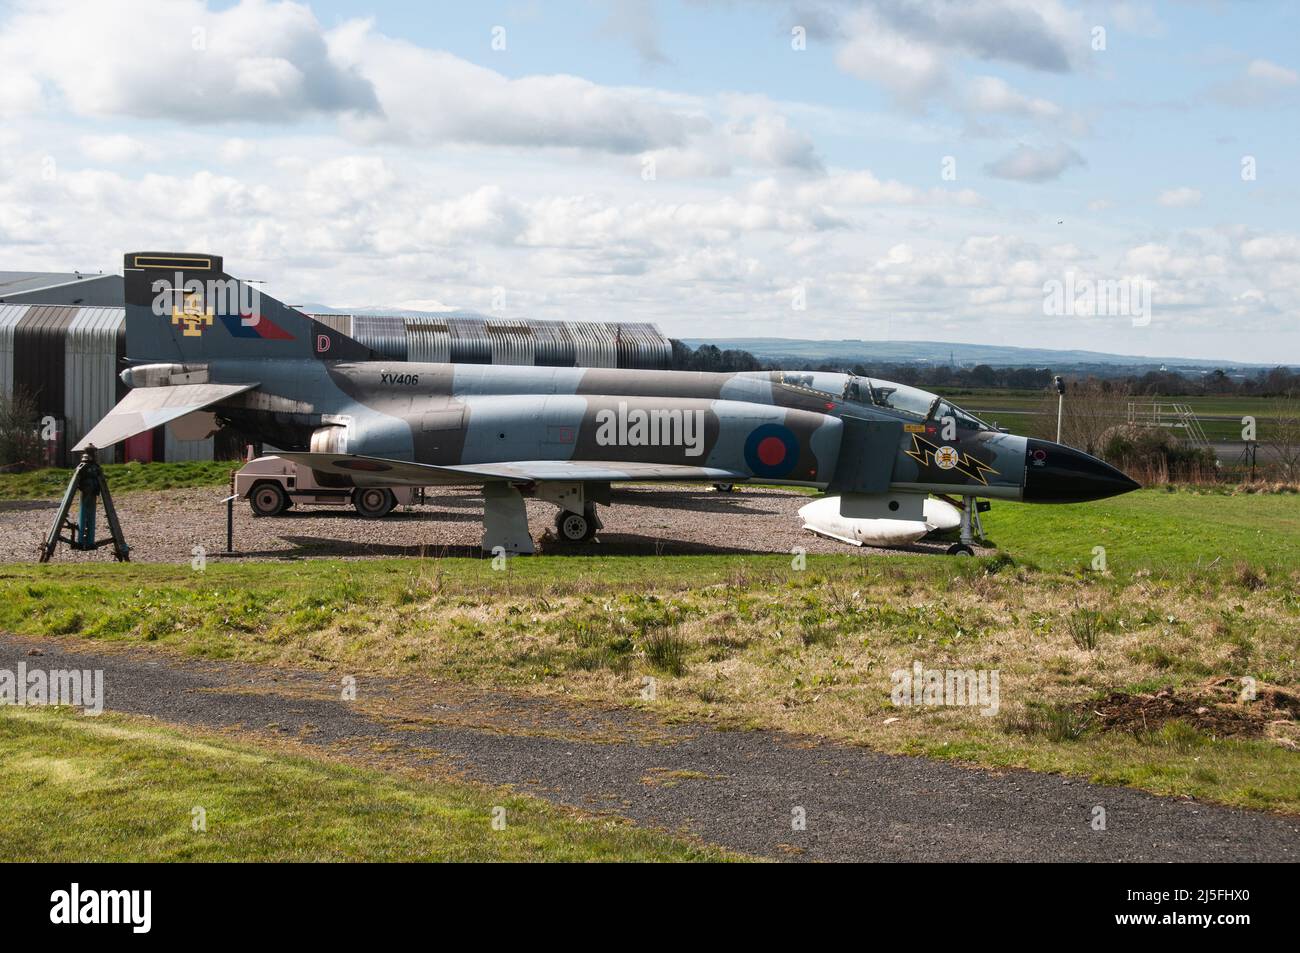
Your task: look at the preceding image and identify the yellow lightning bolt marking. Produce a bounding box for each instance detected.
[905,434,999,486]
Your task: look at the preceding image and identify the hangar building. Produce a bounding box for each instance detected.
[0,270,672,466]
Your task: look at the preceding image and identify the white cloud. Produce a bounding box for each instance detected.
[1156,187,1202,208]
[964,76,1062,120]
[599,0,669,66]
[1240,235,1300,262]
[795,170,982,208]
[1245,59,1298,86]
[327,20,704,154]
[1210,57,1300,107]
[0,0,378,121]
[984,142,1084,182]
[835,10,948,107]
[78,134,146,163]
[0,0,832,176]
[833,0,1084,108]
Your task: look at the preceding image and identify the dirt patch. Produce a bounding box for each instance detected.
[1079,677,1300,745]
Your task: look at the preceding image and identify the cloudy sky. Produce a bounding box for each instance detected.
[0,0,1297,362]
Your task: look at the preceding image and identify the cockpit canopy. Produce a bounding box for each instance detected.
[844,376,991,431]
[772,371,994,432]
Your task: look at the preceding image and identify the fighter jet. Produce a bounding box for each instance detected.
[76,252,1140,555]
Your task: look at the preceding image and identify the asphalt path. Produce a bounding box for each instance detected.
[3,633,1296,862]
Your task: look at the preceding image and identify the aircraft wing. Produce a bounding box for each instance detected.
[274,452,746,485]
[72,383,259,452]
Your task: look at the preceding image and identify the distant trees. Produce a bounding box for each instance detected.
[665,339,1299,398]
[668,341,764,373]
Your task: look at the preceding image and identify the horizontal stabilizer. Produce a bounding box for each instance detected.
[274,452,745,486]
[73,383,258,452]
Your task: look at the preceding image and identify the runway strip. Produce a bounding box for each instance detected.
[3,633,1296,862]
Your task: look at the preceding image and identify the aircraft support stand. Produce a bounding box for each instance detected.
[40,447,131,563]
[482,483,535,555]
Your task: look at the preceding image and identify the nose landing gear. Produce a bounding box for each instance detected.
[944,494,987,556]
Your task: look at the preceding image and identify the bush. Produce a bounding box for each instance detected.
[1101,424,1218,484]
[0,392,42,471]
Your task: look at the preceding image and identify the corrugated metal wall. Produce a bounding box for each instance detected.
[13,305,77,418]
[312,313,670,370]
[0,304,215,464]
[64,308,125,457]
[164,428,216,462]
[0,304,29,399]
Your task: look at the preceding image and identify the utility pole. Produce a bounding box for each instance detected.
[1054,375,1066,444]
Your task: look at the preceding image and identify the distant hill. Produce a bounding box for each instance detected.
[680,338,1281,371]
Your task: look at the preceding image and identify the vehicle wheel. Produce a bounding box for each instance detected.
[249,481,289,517]
[947,543,976,557]
[555,509,596,542]
[713,482,736,493]
[353,487,396,519]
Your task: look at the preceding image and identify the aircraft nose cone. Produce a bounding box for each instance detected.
[1023,439,1141,503]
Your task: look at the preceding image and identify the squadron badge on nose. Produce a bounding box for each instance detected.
[934,446,960,470]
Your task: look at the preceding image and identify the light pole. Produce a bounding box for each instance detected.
[1054,375,1066,444]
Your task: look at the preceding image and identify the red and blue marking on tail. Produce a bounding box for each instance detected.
[219,313,295,340]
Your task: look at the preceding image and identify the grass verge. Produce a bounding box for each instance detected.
[0,706,731,861]
[2,488,1297,815]
[0,460,236,500]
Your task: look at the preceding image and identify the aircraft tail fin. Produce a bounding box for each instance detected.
[123,252,373,364]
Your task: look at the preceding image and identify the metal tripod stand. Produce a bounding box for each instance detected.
[39,447,130,562]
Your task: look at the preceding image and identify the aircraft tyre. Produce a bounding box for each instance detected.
[555,508,598,542]
[947,543,976,557]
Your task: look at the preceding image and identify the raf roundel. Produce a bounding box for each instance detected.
[744,423,800,479]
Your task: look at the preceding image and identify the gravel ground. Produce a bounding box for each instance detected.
[0,484,956,562]
[3,632,1296,862]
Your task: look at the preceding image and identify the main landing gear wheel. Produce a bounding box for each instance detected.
[947,543,976,557]
[249,481,289,517]
[353,487,396,519]
[555,508,599,542]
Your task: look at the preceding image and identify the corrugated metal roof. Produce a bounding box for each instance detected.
[0,271,121,305]
[616,321,671,369]
[350,313,408,360]
[530,321,575,367]
[569,321,618,368]
[485,321,535,367]
[307,313,353,337]
[404,318,452,363]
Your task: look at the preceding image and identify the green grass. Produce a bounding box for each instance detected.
[982,487,1300,575]
[0,460,236,500]
[946,391,1293,442]
[0,706,730,862]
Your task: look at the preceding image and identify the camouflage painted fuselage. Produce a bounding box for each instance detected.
[208,359,1032,498]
